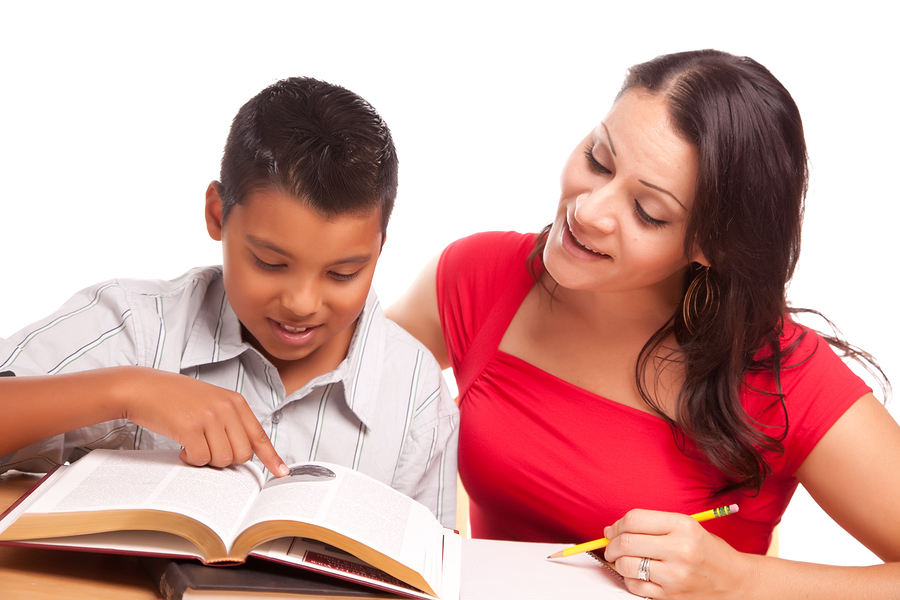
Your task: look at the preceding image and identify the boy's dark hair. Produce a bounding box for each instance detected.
[218,77,398,237]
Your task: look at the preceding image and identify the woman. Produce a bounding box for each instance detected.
[387,50,900,598]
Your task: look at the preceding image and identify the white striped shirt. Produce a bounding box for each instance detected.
[0,266,458,527]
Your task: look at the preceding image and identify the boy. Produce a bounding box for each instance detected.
[0,78,458,527]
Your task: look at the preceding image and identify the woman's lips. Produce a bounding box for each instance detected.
[564,219,610,259]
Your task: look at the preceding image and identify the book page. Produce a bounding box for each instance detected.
[252,531,461,600]
[460,538,637,599]
[22,529,207,559]
[20,450,264,543]
[258,537,438,600]
[245,462,445,590]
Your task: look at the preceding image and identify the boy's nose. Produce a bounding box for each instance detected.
[282,284,322,317]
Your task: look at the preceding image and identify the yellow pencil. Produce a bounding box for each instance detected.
[547,504,739,559]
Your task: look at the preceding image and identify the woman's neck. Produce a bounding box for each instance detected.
[498,270,688,416]
[537,270,683,341]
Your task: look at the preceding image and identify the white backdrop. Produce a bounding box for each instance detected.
[2,1,897,567]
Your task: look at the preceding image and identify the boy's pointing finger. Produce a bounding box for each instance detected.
[248,424,289,477]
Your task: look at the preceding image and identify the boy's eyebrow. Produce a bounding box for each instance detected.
[247,235,374,264]
[248,235,294,259]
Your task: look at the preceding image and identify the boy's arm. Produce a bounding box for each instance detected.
[0,367,288,476]
[0,275,288,476]
[389,359,459,529]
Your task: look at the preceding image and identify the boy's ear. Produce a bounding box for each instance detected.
[205,182,225,242]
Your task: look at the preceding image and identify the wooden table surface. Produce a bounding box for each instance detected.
[0,470,160,599]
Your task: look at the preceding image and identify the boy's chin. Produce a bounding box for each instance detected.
[258,338,319,364]
[243,330,310,365]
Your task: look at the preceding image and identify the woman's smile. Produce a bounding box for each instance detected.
[543,90,702,295]
[565,214,611,258]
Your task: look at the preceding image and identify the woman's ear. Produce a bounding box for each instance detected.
[690,239,710,268]
[205,181,225,242]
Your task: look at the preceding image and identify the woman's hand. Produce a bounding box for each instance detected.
[602,508,757,600]
[112,366,289,476]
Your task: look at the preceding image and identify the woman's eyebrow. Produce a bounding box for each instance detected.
[602,123,687,210]
[639,180,687,210]
[601,123,617,156]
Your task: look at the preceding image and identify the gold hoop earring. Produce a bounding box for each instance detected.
[682,266,718,335]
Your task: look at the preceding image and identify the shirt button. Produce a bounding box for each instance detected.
[272,410,283,424]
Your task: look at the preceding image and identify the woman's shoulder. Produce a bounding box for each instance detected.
[444,230,537,257]
[784,319,871,398]
[435,231,540,352]
[439,231,539,278]
[745,317,872,472]
[749,318,829,362]
[749,318,868,392]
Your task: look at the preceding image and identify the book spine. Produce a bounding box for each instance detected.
[141,557,189,600]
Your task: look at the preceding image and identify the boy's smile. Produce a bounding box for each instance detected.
[205,184,383,392]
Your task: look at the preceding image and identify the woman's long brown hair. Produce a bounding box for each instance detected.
[529,50,889,494]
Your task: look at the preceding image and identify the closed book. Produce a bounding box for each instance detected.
[142,555,404,600]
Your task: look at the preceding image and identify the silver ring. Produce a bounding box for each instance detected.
[638,556,650,581]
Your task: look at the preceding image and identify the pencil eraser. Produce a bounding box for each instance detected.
[728,503,739,514]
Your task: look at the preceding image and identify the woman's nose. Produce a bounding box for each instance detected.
[573,187,618,234]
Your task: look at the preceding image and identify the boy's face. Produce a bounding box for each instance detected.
[205,184,383,382]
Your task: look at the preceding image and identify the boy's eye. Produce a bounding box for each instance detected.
[253,256,283,271]
[330,271,361,282]
[584,145,611,175]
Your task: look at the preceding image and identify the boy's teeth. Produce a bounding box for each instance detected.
[280,323,308,333]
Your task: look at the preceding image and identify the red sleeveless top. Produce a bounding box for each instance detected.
[437,231,870,553]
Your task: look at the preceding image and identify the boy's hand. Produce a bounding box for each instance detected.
[113,366,289,477]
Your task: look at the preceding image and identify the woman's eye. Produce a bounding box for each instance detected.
[583,145,611,175]
[633,200,668,228]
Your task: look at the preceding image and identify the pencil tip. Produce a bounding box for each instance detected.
[547,551,562,559]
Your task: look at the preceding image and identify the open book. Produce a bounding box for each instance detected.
[0,449,460,600]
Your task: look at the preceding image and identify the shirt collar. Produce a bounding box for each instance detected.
[182,280,386,430]
[286,288,386,429]
[181,270,248,369]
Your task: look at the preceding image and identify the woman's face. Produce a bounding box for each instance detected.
[543,89,706,299]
